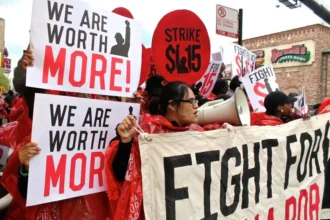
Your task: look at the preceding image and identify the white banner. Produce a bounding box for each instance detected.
[140,114,330,219]
[27,0,142,97]
[232,44,256,79]
[27,93,140,206]
[195,61,222,98]
[241,66,279,112]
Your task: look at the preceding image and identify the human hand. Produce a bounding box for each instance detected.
[125,20,130,27]
[21,49,33,70]
[126,91,145,104]
[302,112,311,120]
[117,115,137,143]
[18,142,41,171]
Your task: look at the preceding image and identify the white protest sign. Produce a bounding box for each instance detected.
[27,93,140,206]
[195,61,222,97]
[241,66,279,112]
[140,113,330,220]
[27,0,142,97]
[212,46,224,62]
[294,88,308,116]
[232,44,256,78]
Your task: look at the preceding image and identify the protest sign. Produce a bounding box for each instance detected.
[27,93,140,206]
[195,61,222,97]
[112,7,134,18]
[140,113,330,220]
[27,0,142,97]
[241,66,279,112]
[212,46,224,62]
[152,10,211,85]
[139,48,157,86]
[294,88,308,116]
[232,44,256,78]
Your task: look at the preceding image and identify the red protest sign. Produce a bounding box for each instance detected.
[112,7,134,19]
[139,48,157,86]
[139,46,151,86]
[151,10,210,85]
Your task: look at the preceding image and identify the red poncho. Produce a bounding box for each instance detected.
[318,98,330,115]
[105,114,203,220]
[251,112,283,126]
[0,98,8,120]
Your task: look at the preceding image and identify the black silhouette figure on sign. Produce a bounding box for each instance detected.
[264,78,275,93]
[178,57,189,73]
[300,95,305,108]
[128,106,136,120]
[110,20,131,57]
[175,45,189,74]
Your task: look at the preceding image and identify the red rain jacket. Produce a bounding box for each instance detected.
[105,114,203,220]
[251,112,283,126]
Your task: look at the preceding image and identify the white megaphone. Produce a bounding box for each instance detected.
[197,88,251,126]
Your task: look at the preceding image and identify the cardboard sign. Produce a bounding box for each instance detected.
[195,61,222,97]
[241,66,279,112]
[232,44,256,78]
[27,93,140,206]
[140,113,330,219]
[27,0,142,97]
[152,10,211,85]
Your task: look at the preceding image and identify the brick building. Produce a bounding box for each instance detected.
[240,24,330,104]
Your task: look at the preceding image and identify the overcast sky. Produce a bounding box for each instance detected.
[0,0,329,78]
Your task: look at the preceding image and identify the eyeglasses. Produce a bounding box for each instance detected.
[173,99,198,106]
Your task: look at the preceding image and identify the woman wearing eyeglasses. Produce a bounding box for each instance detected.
[105,81,203,220]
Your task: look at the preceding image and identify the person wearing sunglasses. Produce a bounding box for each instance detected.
[105,81,203,220]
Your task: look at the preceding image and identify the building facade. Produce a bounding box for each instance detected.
[242,24,330,104]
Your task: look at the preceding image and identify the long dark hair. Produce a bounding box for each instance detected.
[148,81,190,116]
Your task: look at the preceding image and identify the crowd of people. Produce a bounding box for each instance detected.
[0,90,21,126]
[0,44,329,220]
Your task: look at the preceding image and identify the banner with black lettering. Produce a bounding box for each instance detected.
[27,0,142,97]
[27,94,140,206]
[140,114,330,219]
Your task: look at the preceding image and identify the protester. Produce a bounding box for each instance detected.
[105,81,203,219]
[2,46,112,220]
[141,74,167,115]
[212,79,228,96]
[317,97,330,115]
[251,91,297,126]
[227,75,242,97]
[0,96,9,125]
[4,90,15,112]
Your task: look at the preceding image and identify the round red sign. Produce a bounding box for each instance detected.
[151,10,211,85]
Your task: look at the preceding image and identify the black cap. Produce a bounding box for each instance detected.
[264,91,297,113]
[288,92,299,97]
[145,74,165,96]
